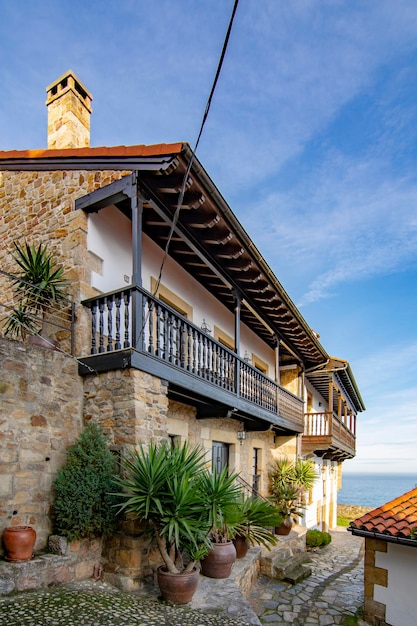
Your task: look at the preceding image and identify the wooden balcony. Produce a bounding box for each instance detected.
[302,411,356,460]
[79,286,304,434]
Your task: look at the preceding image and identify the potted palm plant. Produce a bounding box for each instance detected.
[268,457,317,535]
[114,440,212,604]
[3,241,69,348]
[232,494,282,558]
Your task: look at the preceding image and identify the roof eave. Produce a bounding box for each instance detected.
[349,527,417,547]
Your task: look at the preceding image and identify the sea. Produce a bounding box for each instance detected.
[338,473,417,508]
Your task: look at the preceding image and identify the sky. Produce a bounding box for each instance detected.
[1,0,417,474]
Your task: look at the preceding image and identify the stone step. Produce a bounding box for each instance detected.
[283,563,312,585]
[271,552,312,580]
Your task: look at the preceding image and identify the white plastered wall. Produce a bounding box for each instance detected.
[142,235,276,376]
[375,543,417,626]
[87,205,132,292]
[302,381,339,531]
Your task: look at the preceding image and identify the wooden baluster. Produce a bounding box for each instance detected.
[197,332,202,375]
[155,303,161,357]
[162,309,168,360]
[186,325,192,371]
[141,294,147,352]
[148,299,154,355]
[106,296,113,351]
[115,294,121,350]
[202,335,208,378]
[180,320,186,369]
[98,301,105,353]
[123,291,130,348]
[192,329,197,373]
[168,314,174,363]
[91,301,97,355]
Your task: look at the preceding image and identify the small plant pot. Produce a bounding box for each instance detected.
[28,335,59,350]
[233,534,249,558]
[200,541,237,579]
[275,516,294,536]
[157,566,200,604]
[3,526,36,562]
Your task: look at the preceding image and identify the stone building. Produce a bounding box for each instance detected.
[0,70,365,589]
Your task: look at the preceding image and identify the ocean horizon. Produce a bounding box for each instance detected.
[338,472,417,508]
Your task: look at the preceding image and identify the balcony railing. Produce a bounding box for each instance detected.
[82,285,304,425]
[303,411,356,453]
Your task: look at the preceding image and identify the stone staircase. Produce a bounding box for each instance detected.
[260,525,312,584]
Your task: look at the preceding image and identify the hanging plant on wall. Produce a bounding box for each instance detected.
[52,423,119,541]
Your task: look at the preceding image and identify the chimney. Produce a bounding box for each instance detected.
[45,70,93,149]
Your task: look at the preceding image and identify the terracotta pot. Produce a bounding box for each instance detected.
[28,335,59,350]
[3,526,36,562]
[233,534,249,559]
[200,541,236,579]
[157,566,200,604]
[275,516,294,536]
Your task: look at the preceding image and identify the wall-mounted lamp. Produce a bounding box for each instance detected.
[243,350,251,363]
[201,319,212,334]
[318,402,322,407]
[237,430,246,444]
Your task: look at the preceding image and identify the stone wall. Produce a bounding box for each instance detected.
[0,537,102,595]
[0,336,83,554]
[82,368,170,590]
[82,369,169,447]
[0,168,131,354]
[168,402,277,497]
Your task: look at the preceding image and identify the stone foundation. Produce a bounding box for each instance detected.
[0,536,102,596]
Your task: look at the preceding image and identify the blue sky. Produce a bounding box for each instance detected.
[1,0,417,474]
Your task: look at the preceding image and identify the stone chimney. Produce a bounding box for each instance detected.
[45,70,93,149]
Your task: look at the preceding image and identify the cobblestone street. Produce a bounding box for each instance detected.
[249,529,365,625]
[0,529,365,626]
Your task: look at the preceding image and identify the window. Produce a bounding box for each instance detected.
[150,277,193,319]
[252,354,269,376]
[252,448,261,494]
[214,326,234,350]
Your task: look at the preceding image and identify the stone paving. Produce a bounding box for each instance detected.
[249,528,365,625]
[0,529,365,626]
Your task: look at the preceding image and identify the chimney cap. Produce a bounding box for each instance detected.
[46,69,93,110]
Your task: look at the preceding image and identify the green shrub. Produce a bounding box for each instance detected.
[306,529,332,548]
[53,423,118,541]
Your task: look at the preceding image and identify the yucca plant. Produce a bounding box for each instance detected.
[3,241,69,339]
[114,440,212,575]
[268,457,317,518]
[198,466,243,543]
[3,302,40,340]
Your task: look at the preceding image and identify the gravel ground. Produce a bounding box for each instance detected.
[0,581,251,626]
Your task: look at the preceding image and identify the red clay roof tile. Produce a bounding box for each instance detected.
[350,487,417,539]
[0,143,185,160]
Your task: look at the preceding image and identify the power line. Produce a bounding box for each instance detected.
[152,0,240,297]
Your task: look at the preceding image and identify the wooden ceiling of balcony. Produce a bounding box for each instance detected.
[137,149,327,370]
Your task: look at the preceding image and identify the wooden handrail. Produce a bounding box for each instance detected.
[304,411,356,444]
[82,286,304,424]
